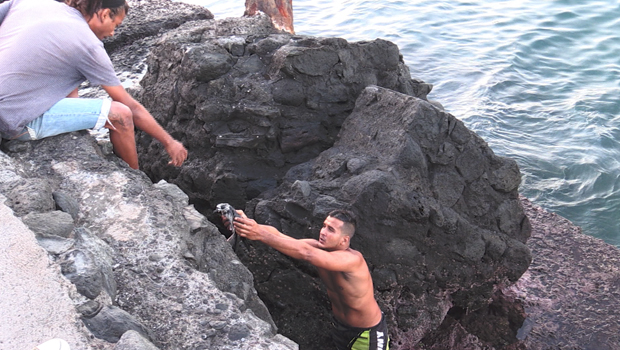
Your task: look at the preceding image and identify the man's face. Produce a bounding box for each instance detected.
[89,9,125,40]
[318,216,346,250]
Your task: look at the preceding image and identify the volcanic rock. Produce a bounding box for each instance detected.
[134,15,432,211]
[0,132,297,350]
[236,86,531,348]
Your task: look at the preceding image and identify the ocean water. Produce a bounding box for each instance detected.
[181,0,620,247]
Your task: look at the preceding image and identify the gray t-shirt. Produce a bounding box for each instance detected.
[0,0,121,137]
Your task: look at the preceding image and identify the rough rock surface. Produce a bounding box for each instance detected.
[234,86,531,349]
[0,133,297,350]
[420,198,620,350]
[511,198,620,350]
[104,0,214,54]
[134,14,432,211]
[128,5,530,349]
[3,131,619,349]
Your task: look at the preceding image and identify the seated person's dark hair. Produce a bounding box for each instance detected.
[65,0,129,19]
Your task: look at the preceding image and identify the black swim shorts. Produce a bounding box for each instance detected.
[330,314,389,350]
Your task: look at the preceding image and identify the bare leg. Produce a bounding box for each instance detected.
[105,101,139,169]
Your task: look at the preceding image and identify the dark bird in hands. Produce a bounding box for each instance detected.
[214,203,241,250]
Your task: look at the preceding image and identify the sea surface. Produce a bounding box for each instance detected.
[181,0,620,247]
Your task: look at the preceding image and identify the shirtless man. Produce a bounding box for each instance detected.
[234,209,390,350]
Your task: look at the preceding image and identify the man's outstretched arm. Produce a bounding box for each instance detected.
[234,214,361,272]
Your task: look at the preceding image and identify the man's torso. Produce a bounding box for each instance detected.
[0,0,120,137]
[317,249,382,329]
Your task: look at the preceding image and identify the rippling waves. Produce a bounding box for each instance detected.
[183,0,620,246]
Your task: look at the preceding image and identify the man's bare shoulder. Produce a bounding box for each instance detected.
[327,247,362,256]
[345,247,363,256]
[335,248,365,264]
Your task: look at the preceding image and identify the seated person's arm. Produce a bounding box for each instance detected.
[67,88,78,98]
[102,84,187,166]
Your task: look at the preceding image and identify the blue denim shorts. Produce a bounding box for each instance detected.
[10,98,111,141]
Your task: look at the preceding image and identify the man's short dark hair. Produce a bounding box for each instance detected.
[328,209,357,237]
